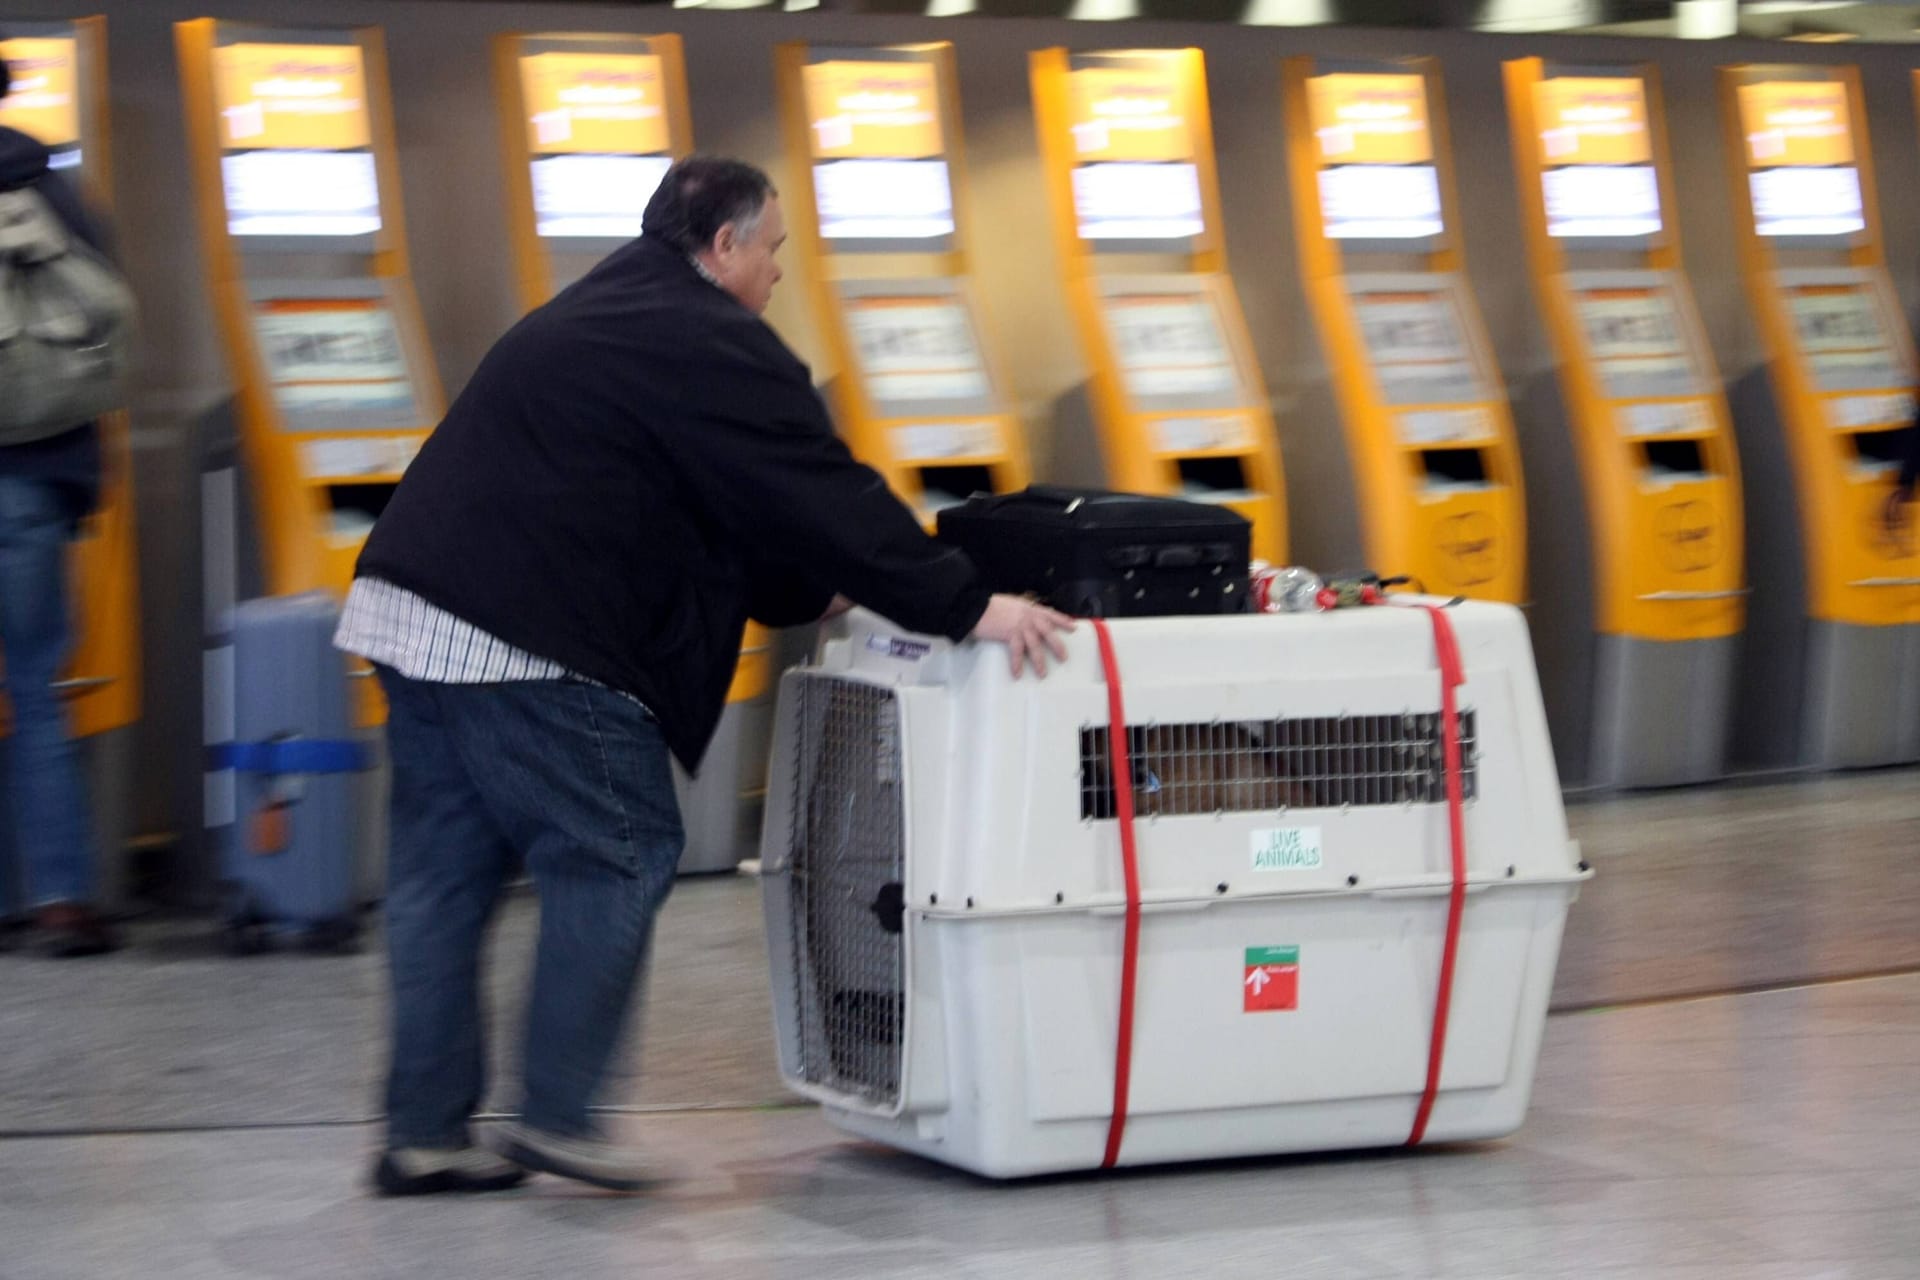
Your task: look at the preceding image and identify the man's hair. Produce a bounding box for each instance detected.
[641,156,776,256]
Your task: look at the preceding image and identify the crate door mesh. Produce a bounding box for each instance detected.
[785,677,907,1107]
[1079,711,1479,820]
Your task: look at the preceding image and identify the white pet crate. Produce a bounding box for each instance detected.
[760,602,1587,1178]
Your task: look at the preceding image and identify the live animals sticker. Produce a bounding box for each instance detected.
[1251,827,1323,872]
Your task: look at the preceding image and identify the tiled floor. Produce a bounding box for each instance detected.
[2,975,1916,1278]
[1,772,1916,1277]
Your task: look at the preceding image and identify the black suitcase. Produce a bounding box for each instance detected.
[936,486,1252,618]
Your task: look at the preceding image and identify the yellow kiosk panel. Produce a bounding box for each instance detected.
[0,36,80,149]
[1715,63,1918,767]
[1284,57,1522,601]
[1033,47,1286,561]
[780,42,1028,525]
[180,20,444,726]
[1506,58,1746,785]
[212,43,381,238]
[519,52,672,240]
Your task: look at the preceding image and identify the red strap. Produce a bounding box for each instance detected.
[1089,618,1143,1169]
[1403,602,1469,1146]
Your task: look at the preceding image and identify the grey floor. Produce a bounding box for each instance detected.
[1,771,1916,1278]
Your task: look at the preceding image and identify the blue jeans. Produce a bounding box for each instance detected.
[377,668,682,1149]
[0,475,95,912]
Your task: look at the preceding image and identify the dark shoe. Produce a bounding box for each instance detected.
[35,904,118,959]
[372,1146,528,1197]
[494,1122,665,1193]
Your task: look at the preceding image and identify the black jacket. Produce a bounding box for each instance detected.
[0,125,102,523]
[358,234,991,769]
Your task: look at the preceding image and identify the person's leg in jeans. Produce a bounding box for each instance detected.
[373,668,524,1194]
[0,475,108,956]
[438,679,681,1188]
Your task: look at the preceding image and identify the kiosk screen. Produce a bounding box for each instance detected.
[531,153,671,238]
[1318,165,1442,240]
[1786,284,1904,391]
[1749,166,1865,238]
[1351,290,1488,406]
[1543,165,1661,238]
[846,297,991,405]
[253,298,417,426]
[815,157,954,241]
[1573,287,1701,399]
[223,150,380,237]
[1073,161,1204,240]
[215,43,382,237]
[1103,295,1238,401]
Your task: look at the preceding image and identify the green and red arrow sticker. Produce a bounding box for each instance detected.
[1244,946,1299,1013]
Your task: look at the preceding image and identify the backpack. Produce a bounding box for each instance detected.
[0,185,136,446]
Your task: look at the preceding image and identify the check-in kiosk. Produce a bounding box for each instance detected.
[0,19,140,904]
[1030,47,1286,563]
[1282,57,1524,603]
[1719,65,1919,767]
[1506,59,1745,788]
[775,41,1030,524]
[177,21,442,680]
[494,32,759,874]
[179,21,439,902]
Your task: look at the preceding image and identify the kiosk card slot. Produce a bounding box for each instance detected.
[917,464,996,513]
[323,483,395,529]
[1850,428,1909,470]
[1641,438,1708,479]
[1416,447,1491,491]
[1175,456,1252,500]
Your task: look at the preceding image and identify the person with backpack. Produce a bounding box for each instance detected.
[0,50,136,958]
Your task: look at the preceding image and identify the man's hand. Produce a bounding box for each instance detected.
[970,594,1076,678]
[819,594,855,622]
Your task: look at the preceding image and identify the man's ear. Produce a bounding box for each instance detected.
[711,222,737,258]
